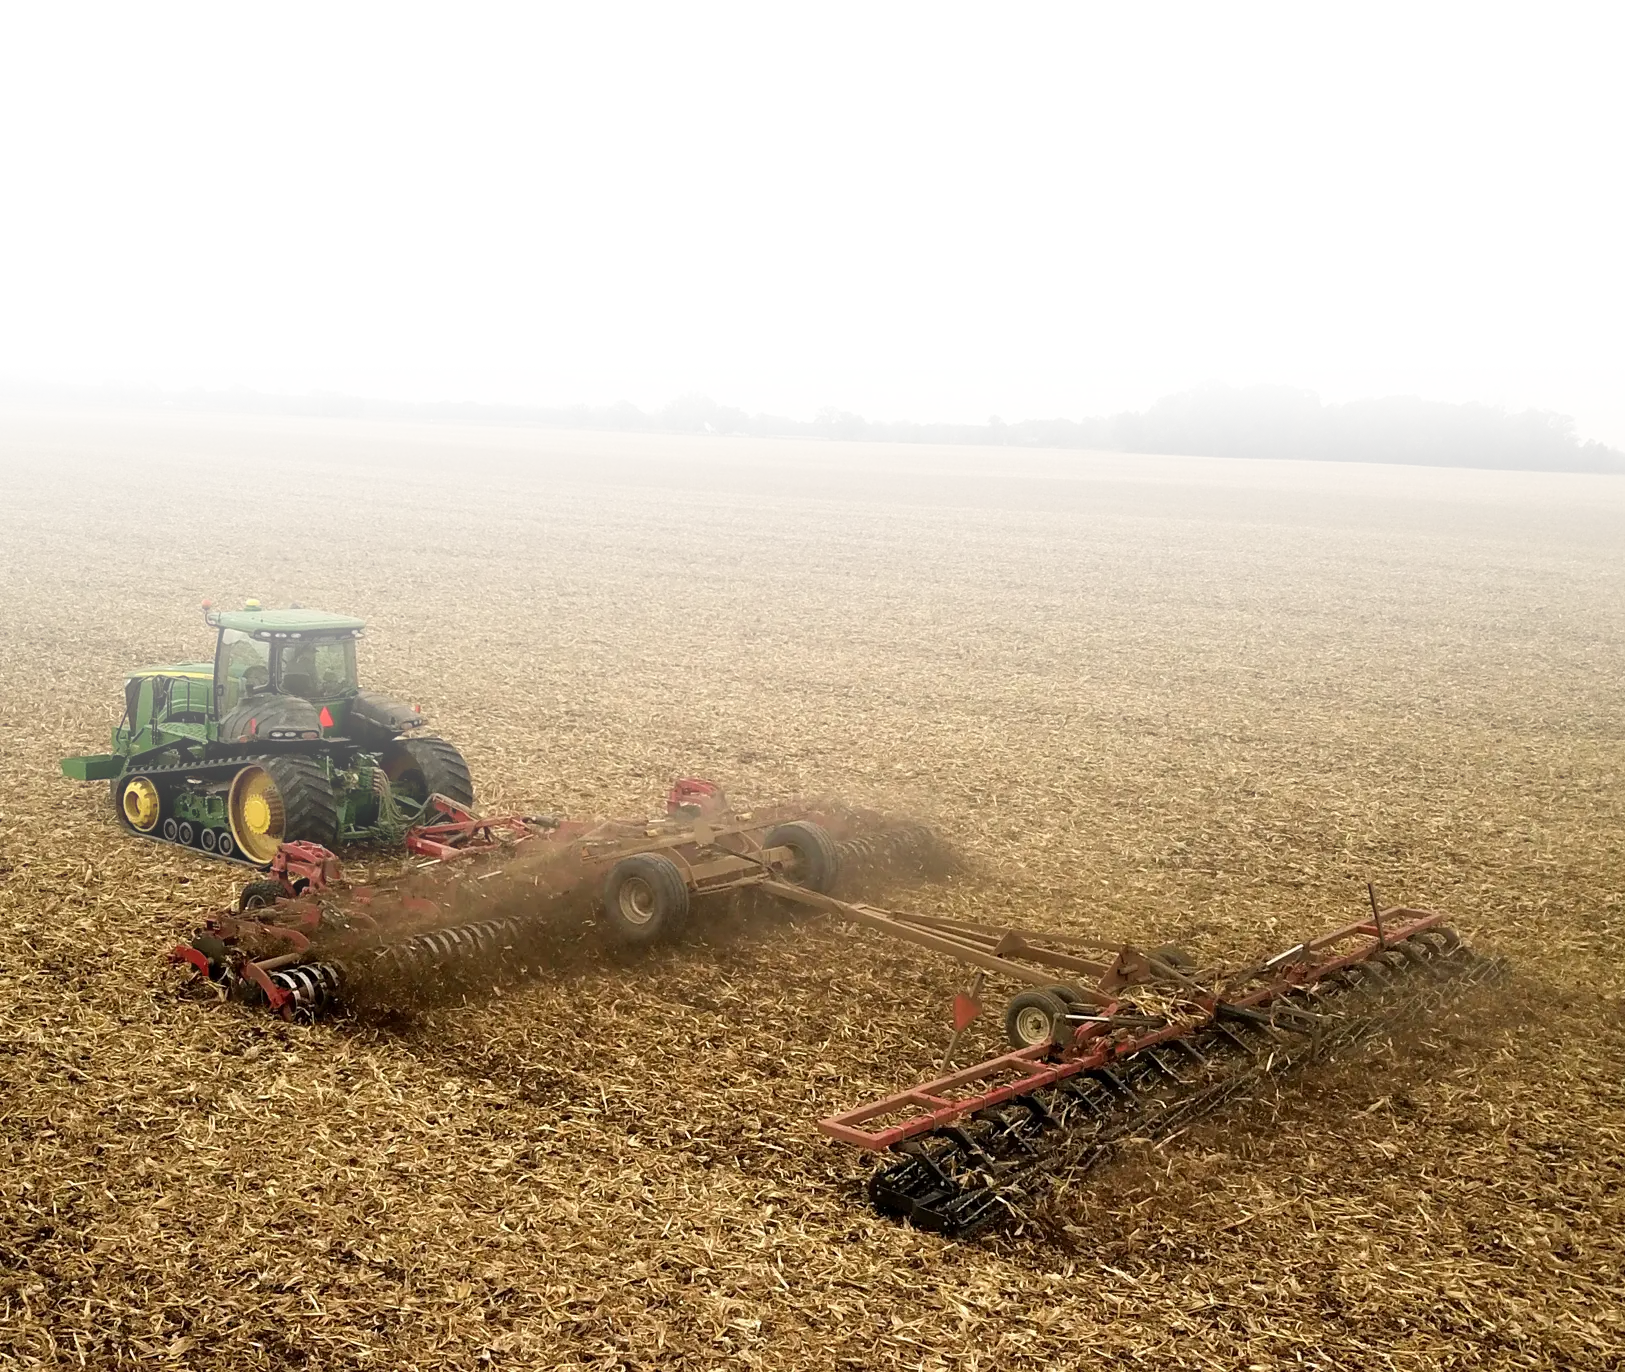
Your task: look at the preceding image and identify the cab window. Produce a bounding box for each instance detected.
[216,630,271,713]
[276,636,358,700]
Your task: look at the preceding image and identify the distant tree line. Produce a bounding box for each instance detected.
[1099,386,1624,474]
[367,383,1124,448]
[372,396,575,422]
[0,369,362,419]
[181,380,365,419]
[10,380,1621,473]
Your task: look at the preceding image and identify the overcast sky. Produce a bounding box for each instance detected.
[2,4,1621,442]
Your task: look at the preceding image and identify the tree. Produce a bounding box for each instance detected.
[302,385,362,419]
[838,408,877,438]
[1137,391,1189,455]
[1183,377,1241,458]
[1040,416,1079,448]
[1079,416,1118,448]
[659,388,718,432]
[1111,408,1150,448]
[607,396,643,429]
[809,401,864,438]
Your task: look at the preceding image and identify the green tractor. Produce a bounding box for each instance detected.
[61,601,474,865]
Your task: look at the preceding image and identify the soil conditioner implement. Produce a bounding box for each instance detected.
[162,774,1498,1239]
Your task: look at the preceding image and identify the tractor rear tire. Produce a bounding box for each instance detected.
[601,853,691,946]
[381,736,474,807]
[764,821,841,894]
[226,756,339,865]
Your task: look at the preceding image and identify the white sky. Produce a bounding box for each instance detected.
[2,3,1621,442]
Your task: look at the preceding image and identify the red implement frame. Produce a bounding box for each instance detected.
[818,907,1447,1150]
[402,795,564,861]
[270,840,345,896]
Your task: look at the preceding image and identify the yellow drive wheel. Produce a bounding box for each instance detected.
[228,764,287,864]
[120,775,163,832]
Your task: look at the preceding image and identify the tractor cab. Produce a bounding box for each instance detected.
[207,603,366,720]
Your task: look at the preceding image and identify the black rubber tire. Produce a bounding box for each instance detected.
[227,755,340,863]
[601,852,691,946]
[239,880,285,912]
[218,693,323,744]
[1004,988,1072,1050]
[764,820,841,894]
[1148,944,1198,975]
[381,736,475,807]
[191,935,230,979]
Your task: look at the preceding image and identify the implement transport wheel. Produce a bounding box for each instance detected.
[381,736,474,808]
[602,853,690,946]
[227,757,339,865]
[114,774,164,834]
[238,880,285,912]
[764,821,841,894]
[1004,988,1073,1050]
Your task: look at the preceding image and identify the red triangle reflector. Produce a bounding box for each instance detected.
[318,706,334,728]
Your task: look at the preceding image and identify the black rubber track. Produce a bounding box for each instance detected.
[384,735,475,806]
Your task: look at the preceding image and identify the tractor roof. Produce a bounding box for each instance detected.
[214,608,366,634]
[129,663,214,680]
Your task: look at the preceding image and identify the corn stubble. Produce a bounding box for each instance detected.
[0,416,1622,1369]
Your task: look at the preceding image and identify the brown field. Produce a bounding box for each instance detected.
[1,408,1622,1369]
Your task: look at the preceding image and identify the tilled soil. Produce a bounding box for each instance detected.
[1,408,1621,1369]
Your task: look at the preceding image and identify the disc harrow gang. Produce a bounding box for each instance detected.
[262,910,547,1015]
[819,909,1500,1238]
[170,780,951,1018]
